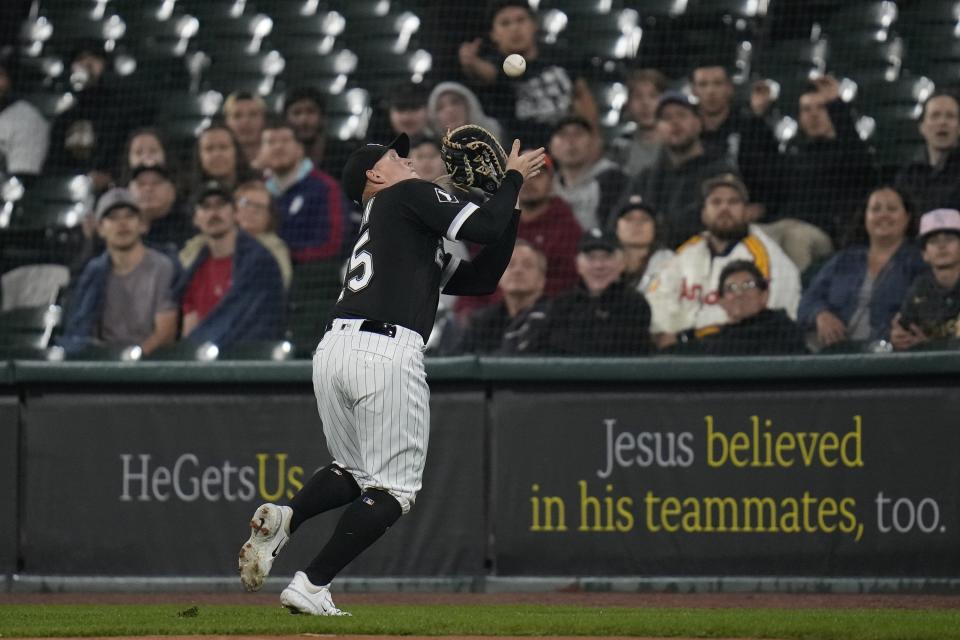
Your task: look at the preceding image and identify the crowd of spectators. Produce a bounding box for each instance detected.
[2,0,960,358]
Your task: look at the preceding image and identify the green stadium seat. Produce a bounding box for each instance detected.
[824,1,899,30]
[0,304,62,351]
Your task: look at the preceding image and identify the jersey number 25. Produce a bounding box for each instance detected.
[338,229,374,301]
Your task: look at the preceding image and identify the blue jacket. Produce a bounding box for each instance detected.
[174,230,285,348]
[798,242,928,340]
[59,251,112,353]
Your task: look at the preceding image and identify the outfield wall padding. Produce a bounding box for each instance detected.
[5,356,960,581]
[0,393,18,575]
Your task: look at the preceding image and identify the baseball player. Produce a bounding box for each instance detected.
[238,132,545,615]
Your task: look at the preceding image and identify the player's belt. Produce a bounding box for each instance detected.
[325,318,398,338]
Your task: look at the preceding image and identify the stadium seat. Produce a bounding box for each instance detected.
[1,264,69,311]
[0,304,62,351]
[824,1,899,30]
[147,340,222,361]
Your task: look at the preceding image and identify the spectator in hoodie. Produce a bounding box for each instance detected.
[549,115,627,230]
[427,81,503,142]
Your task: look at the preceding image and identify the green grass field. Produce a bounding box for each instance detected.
[1,604,960,639]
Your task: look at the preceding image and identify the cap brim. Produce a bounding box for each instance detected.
[388,132,410,158]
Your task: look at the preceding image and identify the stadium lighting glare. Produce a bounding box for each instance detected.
[176,15,199,39]
[250,14,273,38]
[913,77,935,103]
[230,0,247,19]
[199,90,223,116]
[103,15,126,40]
[374,0,391,17]
[197,343,220,362]
[300,0,321,17]
[774,116,797,144]
[0,202,13,229]
[393,12,421,53]
[122,346,143,362]
[64,204,84,228]
[409,49,432,83]
[157,0,177,22]
[617,9,638,33]
[542,10,567,44]
[2,177,24,203]
[670,0,688,16]
[839,78,858,102]
[55,92,75,114]
[318,35,336,55]
[92,0,110,21]
[262,50,285,76]
[329,74,347,94]
[41,57,63,79]
[856,115,876,141]
[114,54,136,77]
[346,88,369,115]
[333,50,358,75]
[272,342,293,361]
[69,175,92,201]
[45,346,66,362]
[596,0,612,14]
[613,30,641,59]
[322,11,346,37]
[28,17,53,43]
[879,1,897,28]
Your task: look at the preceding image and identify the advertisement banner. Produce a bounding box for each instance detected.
[0,395,17,574]
[491,386,960,576]
[21,390,486,576]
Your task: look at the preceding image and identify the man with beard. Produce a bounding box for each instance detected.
[175,181,284,348]
[646,174,800,350]
[60,188,178,355]
[283,86,358,178]
[616,92,734,248]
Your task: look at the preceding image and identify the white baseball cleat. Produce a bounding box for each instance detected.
[280,571,351,616]
[238,503,293,592]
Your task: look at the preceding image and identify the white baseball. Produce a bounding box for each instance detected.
[503,54,526,78]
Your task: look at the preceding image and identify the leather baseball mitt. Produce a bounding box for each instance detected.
[441,124,508,195]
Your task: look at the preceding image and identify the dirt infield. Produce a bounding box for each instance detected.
[4,591,960,609]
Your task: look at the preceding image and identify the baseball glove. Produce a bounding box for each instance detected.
[441,124,508,195]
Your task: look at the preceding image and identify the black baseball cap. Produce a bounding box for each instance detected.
[194,180,234,206]
[578,228,622,253]
[130,163,174,182]
[615,194,656,220]
[656,91,699,118]
[341,133,410,206]
[550,114,593,137]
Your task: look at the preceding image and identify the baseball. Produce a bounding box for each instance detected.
[503,54,526,78]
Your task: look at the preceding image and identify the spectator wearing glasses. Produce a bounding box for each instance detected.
[673,260,806,355]
[180,180,292,290]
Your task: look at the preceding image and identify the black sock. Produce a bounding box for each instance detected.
[288,464,361,534]
[304,488,403,586]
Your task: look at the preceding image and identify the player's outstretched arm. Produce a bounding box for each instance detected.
[442,211,520,296]
[455,141,545,245]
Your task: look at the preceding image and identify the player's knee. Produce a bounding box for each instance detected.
[360,488,403,530]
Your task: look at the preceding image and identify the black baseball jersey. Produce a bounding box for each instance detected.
[333,178,514,341]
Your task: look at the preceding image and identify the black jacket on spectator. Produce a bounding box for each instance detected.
[144,199,195,259]
[702,107,782,211]
[535,280,650,355]
[898,271,960,340]
[457,298,549,355]
[779,100,878,241]
[673,309,807,356]
[618,152,734,248]
[895,147,960,216]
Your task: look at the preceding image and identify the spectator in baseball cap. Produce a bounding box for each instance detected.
[891,208,960,350]
[527,227,651,355]
[614,91,734,249]
[549,114,627,230]
[129,163,193,257]
[614,195,674,292]
[60,187,179,356]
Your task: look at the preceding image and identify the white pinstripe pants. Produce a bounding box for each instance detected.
[312,318,429,514]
